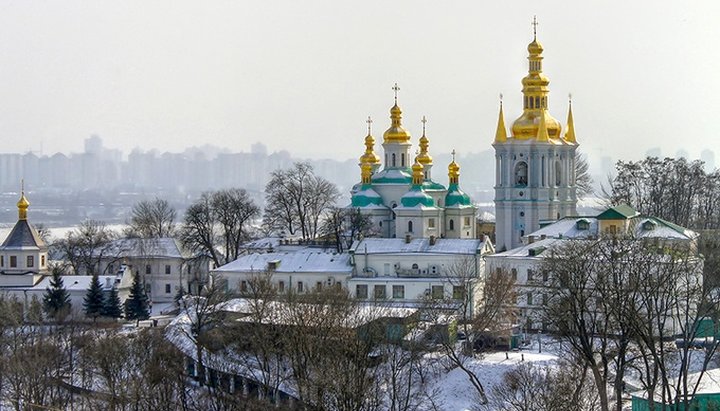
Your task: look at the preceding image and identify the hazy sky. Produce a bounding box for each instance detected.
[0,1,717,164]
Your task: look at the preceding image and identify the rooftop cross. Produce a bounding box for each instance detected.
[568,93,573,106]
[366,116,373,135]
[392,83,400,104]
[451,149,456,162]
[532,16,538,40]
[421,115,427,135]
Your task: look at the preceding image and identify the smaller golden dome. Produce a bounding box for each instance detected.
[17,192,29,220]
[417,135,433,165]
[411,157,424,185]
[360,162,373,184]
[359,134,381,165]
[448,150,460,184]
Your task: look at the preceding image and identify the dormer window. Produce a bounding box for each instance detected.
[267,260,280,271]
[642,220,657,231]
[576,219,590,231]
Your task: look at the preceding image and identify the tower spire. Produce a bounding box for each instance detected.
[494,94,508,143]
[564,94,577,144]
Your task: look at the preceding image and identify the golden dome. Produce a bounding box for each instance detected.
[510,31,562,140]
[17,191,29,220]
[360,162,373,184]
[411,157,424,185]
[359,134,381,165]
[383,104,411,143]
[448,161,460,184]
[528,39,543,55]
[417,135,432,165]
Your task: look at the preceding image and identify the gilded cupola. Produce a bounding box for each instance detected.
[383,83,411,143]
[511,18,562,140]
[416,116,433,166]
[359,116,381,166]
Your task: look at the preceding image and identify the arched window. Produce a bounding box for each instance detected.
[392,153,396,167]
[449,219,455,230]
[515,162,528,187]
[412,263,419,269]
[408,221,413,233]
[555,161,562,186]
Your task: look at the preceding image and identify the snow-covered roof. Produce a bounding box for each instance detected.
[632,367,720,400]
[214,250,352,274]
[103,237,187,259]
[350,238,485,255]
[489,237,562,259]
[529,215,698,242]
[32,275,119,292]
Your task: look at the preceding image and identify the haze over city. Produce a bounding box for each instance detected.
[0,0,716,164]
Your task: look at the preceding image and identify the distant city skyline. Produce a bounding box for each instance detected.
[0,1,715,163]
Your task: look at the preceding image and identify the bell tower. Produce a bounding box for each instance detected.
[493,19,579,251]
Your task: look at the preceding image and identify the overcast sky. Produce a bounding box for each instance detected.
[0,0,716,164]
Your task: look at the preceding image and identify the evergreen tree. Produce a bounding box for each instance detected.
[83,274,104,321]
[43,268,71,319]
[102,286,123,319]
[27,295,43,324]
[124,273,150,321]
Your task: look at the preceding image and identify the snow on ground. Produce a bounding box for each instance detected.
[426,337,562,411]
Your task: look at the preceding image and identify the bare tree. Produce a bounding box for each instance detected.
[264,162,339,240]
[575,151,594,199]
[53,219,118,275]
[180,189,260,267]
[126,197,177,238]
[320,207,375,253]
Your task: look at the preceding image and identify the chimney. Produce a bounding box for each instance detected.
[405,234,412,244]
[429,235,436,246]
[540,234,546,240]
[528,235,535,244]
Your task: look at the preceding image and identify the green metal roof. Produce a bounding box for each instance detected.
[597,204,639,220]
[445,183,472,207]
[400,185,435,208]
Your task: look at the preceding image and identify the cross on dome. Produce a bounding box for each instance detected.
[366,116,373,135]
[392,83,400,104]
[421,116,427,134]
[532,16,538,39]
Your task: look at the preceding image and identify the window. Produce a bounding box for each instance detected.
[316,281,323,291]
[431,285,444,299]
[278,281,285,292]
[453,286,465,300]
[374,285,386,299]
[511,268,517,281]
[145,265,151,274]
[430,265,438,275]
[41,255,45,267]
[240,281,248,292]
[555,161,562,186]
[384,263,390,275]
[297,281,304,292]
[26,256,33,268]
[449,219,454,230]
[165,265,171,274]
[10,256,16,268]
[401,153,405,167]
[527,269,534,281]
[392,285,405,299]
[412,263,419,270]
[165,284,171,294]
[392,153,396,167]
[464,217,471,227]
[1,255,4,266]
[428,218,435,228]
[515,162,528,186]
[408,221,413,233]
[356,284,368,299]
[527,292,533,305]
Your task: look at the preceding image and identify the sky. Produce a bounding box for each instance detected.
[0,0,717,166]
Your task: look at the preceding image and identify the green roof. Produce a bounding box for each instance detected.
[351,185,384,208]
[400,186,435,208]
[597,204,639,220]
[445,183,472,207]
[422,180,447,191]
[371,168,412,184]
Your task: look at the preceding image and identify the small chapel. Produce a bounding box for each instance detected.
[349,86,477,240]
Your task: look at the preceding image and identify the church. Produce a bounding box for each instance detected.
[492,24,579,251]
[349,87,477,240]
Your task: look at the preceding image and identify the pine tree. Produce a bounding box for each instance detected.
[124,272,150,321]
[102,286,123,319]
[43,268,71,320]
[83,274,104,321]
